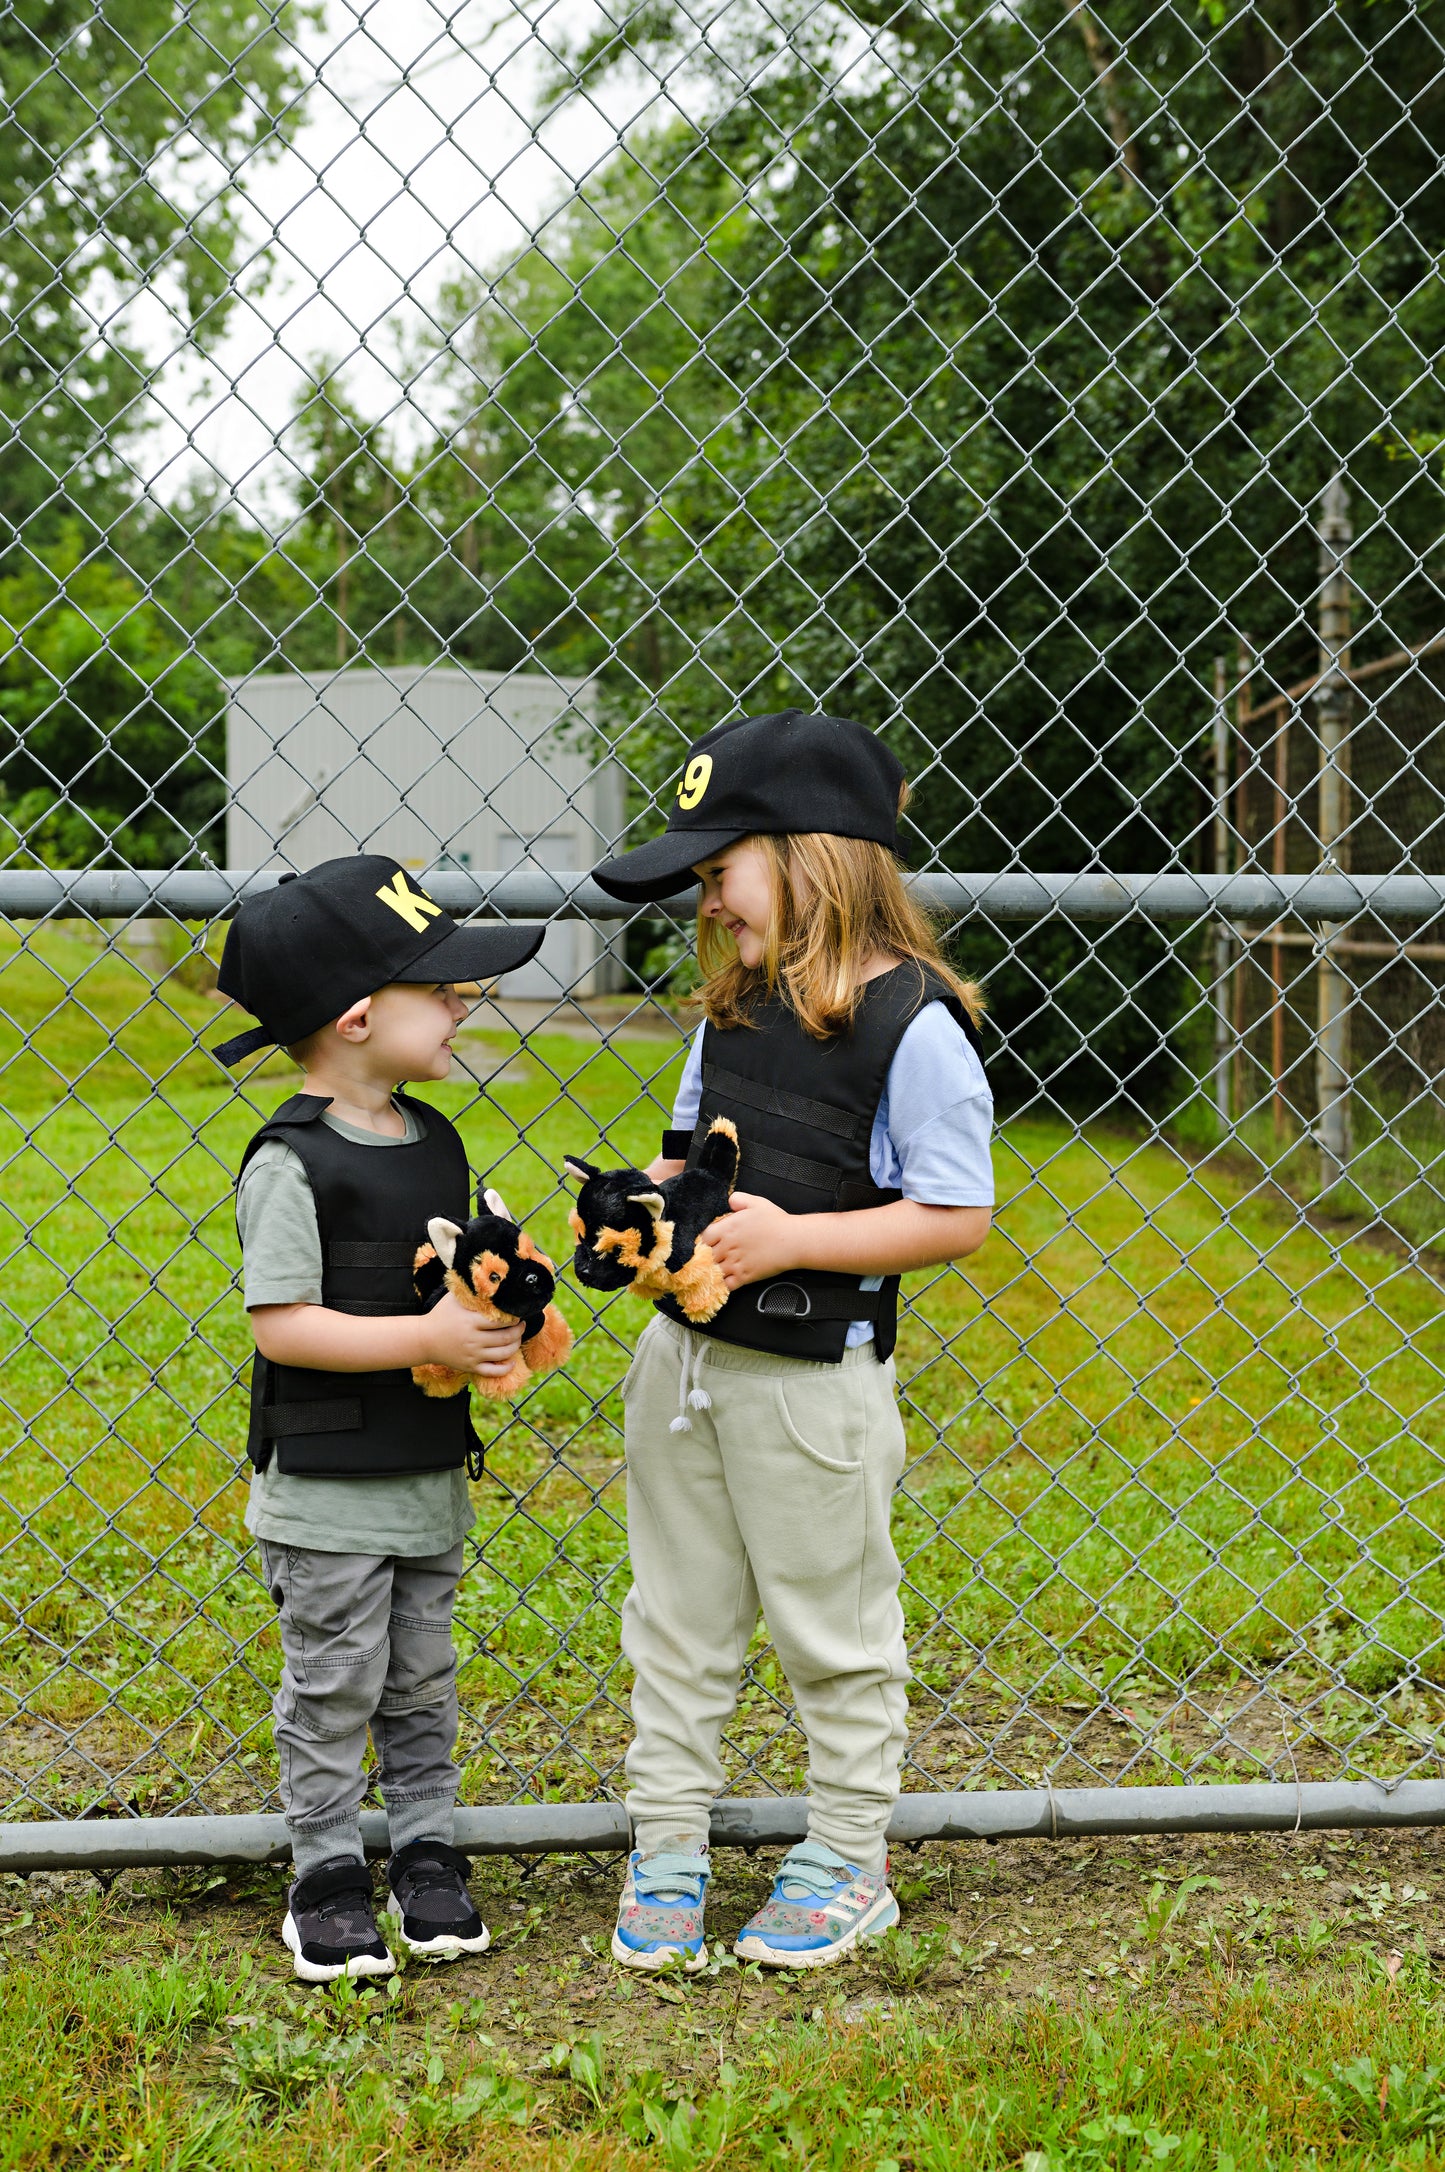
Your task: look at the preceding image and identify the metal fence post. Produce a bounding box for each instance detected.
[1211,653,1233,1127]
[1315,474,1354,1192]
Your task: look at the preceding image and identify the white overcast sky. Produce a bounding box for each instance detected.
[137,0,682,523]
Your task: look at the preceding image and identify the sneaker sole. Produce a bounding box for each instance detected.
[282,1911,396,1985]
[386,1892,491,1961]
[733,1889,900,1970]
[611,1928,708,1975]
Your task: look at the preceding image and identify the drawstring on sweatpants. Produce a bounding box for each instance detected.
[670,1327,712,1433]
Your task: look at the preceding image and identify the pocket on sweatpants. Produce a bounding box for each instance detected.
[774,1379,866,1472]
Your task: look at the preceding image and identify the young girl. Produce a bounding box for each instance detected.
[589,709,993,1971]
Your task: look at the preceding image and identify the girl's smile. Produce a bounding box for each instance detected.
[693,841,775,969]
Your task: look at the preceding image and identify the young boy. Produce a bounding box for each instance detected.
[213,854,544,1982]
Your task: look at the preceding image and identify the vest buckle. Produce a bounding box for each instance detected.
[756,1280,812,1320]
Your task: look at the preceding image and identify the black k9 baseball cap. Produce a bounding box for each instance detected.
[211,854,545,1066]
[590,710,905,903]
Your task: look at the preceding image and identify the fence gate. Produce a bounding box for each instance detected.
[3,0,1445,1853]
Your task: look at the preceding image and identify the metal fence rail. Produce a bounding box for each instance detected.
[8,870,1445,922]
[3,0,1445,1853]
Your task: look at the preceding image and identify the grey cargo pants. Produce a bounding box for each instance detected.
[259,1540,464,1876]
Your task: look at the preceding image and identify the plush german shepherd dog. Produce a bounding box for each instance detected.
[564,1116,741,1326]
[412,1188,573,1400]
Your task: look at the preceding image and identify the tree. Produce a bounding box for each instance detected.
[0,0,308,862]
[457,0,1445,1104]
[0,0,308,550]
[0,532,224,866]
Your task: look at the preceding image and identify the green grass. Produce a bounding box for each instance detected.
[2,922,1445,1818]
[8,1833,1445,2170]
[1198,1089,1445,1257]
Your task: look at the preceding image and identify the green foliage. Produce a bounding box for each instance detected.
[1025,2111,1198,2168]
[870,1922,958,1990]
[0,0,310,550]
[13,1886,1445,2168]
[1310,2056,1445,2145]
[403,2064,539,2135]
[8,2,1445,1113]
[0,532,224,864]
[615,2068,740,2165]
[385,0,1445,1104]
[224,2018,371,2105]
[1137,1875,1222,1946]
[0,0,304,860]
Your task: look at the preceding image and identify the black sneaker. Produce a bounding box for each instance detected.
[282,1856,396,1984]
[386,1840,490,1960]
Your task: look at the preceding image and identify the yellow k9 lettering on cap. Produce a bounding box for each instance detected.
[676,753,713,809]
[210,853,545,1067]
[591,710,906,904]
[376,868,443,932]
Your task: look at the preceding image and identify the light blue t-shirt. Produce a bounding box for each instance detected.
[671,998,994,1343]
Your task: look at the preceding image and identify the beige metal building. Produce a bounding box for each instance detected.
[225,664,624,998]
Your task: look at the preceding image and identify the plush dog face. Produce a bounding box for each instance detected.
[564,1157,674,1292]
[425,1211,557,1319]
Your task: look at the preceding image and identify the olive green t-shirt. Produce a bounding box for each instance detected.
[239,1101,475,1557]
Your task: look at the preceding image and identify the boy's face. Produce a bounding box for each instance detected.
[324,981,471,1082]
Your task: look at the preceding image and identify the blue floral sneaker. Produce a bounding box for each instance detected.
[733,1840,898,1968]
[612,1845,711,1973]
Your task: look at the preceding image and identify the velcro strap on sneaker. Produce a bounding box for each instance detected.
[634,1851,709,1901]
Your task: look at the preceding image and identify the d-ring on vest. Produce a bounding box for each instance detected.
[658,962,985,1363]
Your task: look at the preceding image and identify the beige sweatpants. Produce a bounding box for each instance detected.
[620,1313,909,1871]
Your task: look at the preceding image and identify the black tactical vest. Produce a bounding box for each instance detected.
[660,963,984,1363]
[238,1092,481,1478]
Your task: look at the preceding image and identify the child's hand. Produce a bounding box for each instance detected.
[424,1292,526,1376]
[701,1193,800,1290]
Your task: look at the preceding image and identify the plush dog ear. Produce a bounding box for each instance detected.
[427,1216,463,1268]
[627,1192,666,1219]
[482,1186,513,1223]
[564,1157,600,1184]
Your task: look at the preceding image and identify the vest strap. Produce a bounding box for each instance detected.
[261,1398,364,1437]
[837,1180,903,1211]
[329,1239,418,1269]
[701,1062,867,1141]
[680,1122,900,1212]
[735,1138,841,1195]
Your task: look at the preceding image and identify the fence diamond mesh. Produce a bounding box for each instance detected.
[3,0,1445,1833]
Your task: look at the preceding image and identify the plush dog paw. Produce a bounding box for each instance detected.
[470,1358,533,1400]
[522,1303,573,1371]
[667,1245,730,1325]
[412,1362,468,1398]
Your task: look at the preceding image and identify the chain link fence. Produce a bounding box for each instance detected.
[4,0,1445,1839]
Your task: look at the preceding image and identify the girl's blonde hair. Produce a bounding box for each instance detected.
[695,820,984,1041]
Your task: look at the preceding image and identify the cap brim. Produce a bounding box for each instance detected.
[397,922,547,984]
[590,829,741,903]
